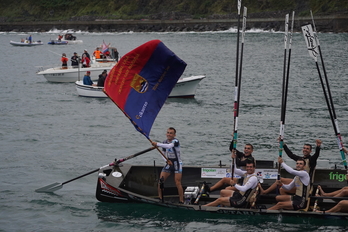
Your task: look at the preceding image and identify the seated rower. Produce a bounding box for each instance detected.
[316,174,348,197]
[259,139,321,195]
[314,200,348,213]
[204,143,255,193]
[204,159,257,208]
[267,157,310,211]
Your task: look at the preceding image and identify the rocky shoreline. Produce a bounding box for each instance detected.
[1,14,348,33]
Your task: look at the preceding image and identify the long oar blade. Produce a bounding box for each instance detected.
[35,147,155,193]
[35,182,63,193]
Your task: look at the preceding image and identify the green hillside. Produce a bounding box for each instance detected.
[0,0,347,22]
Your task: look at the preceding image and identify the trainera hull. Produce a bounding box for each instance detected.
[95,161,348,220]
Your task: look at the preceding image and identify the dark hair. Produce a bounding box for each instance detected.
[246,159,255,167]
[245,143,254,150]
[304,143,312,150]
[168,127,176,134]
[297,158,306,166]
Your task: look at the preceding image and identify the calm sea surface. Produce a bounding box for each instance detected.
[1,29,348,231]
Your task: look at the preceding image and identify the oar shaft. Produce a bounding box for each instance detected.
[62,167,103,185]
[116,147,155,164]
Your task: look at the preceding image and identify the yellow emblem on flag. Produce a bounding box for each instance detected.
[130,73,148,93]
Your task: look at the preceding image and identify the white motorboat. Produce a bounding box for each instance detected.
[170,75,205,98]
[10,40,43,46]
[75,75,205,98]
[37,62,116,83]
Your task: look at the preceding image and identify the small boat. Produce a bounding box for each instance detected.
[75,81,105,98]
[37,62,116,83]
[48,40,68,45]
[60,33,83,44]
[10,40,43,46]
[75,75,205,98]
[169,75,205,98]
[95,159,348,219]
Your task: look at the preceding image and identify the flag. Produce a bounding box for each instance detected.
[102,41,109,54]
[104,40,187,139]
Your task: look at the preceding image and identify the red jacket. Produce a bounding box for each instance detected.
[81,56,90,67]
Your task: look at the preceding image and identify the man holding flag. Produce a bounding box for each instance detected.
[152,127,184,203]
[103,39,187,203]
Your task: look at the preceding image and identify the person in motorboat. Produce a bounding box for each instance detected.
[83,71,95,86]
[58,35,63,41]
[28,35,32,43]
[113,48,119,62]
[71,52,79,68]
[203,159,258,208]
[61,53,68,69]
[81,54,90,68]
[97,70,107,87]
[267,157,310,211]
[83,49,90,59]
[151,127,184,204]
[203,143,256,194]
[259,139,321,195]
[93,48,102,59]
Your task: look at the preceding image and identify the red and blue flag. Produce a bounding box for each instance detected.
[102,41,109,54]
[104,40,187,139]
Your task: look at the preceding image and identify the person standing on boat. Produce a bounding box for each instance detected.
[259,139,321,195]
[61,53,68,69]
[204,159,258,208]
[97,70,107,87]
[151,127,184,203]
[267,157,310,211]
[28,35,32,43]
[93,48,102,59]
[71,52,79,68]
[83,49,90,59]
[81,54,90,68]
[204,144,255,193]
[113,48,119,62]
[83,71,95,86]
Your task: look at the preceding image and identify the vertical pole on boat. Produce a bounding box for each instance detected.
[237,7,247,114]
[77,55,81,81]
[304,12,348,182]
[231,0,242,179]
[278,14,290,192]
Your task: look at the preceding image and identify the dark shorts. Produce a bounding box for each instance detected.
[291,195,306,210]
[229,192,246,207]
[161,160,182,174]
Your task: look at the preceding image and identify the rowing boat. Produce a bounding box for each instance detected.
[95,159,348,219]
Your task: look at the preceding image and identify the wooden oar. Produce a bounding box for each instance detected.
[277,13,290,194]
[231,0,243,180]
[302,16,348,183]
[193,181,207,205]
[310,11,348,183]
[35,147,155,193]
[313,186,320,211]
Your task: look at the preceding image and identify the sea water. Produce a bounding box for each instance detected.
[0,29,348,231]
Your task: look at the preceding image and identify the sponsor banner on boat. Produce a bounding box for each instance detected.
[201,168,278,179]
